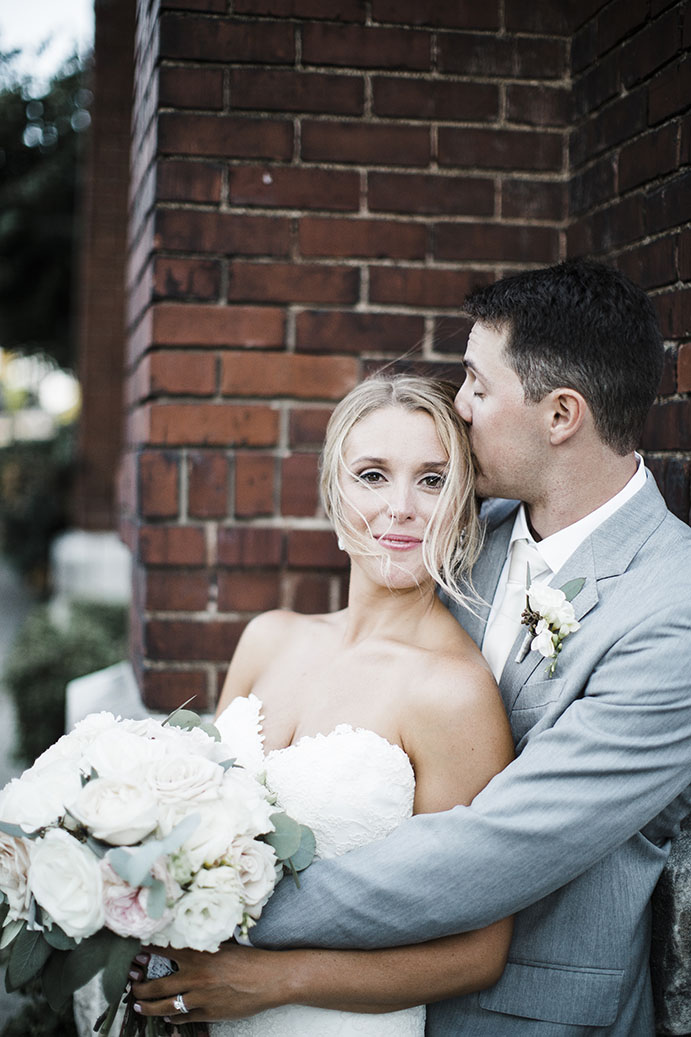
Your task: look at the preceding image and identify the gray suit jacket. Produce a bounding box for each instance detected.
[252,473,691,1035]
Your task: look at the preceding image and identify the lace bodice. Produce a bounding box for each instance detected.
[211,695,425,1037]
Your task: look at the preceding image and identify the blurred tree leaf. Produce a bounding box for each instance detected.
[0,45,91,368]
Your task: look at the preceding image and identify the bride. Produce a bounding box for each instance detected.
[130,374,514,1033]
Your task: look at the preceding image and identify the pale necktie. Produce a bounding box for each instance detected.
[483,538,549,680]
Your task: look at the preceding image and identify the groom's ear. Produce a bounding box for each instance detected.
[546,388,588,445]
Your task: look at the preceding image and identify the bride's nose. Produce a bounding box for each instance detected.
[386,482,415,521]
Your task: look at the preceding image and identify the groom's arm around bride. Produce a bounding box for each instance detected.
[251,259,691,1036]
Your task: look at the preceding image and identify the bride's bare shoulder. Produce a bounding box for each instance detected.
[241,608,341,650]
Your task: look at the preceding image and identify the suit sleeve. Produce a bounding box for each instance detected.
[250,594,691,949]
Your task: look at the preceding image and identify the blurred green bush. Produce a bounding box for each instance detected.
[3,598,127,765]
[0,427,74,592]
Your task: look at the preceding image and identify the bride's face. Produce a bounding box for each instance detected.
[338,406,449,590]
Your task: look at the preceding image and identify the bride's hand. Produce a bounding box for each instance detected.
[129,944,292,1023]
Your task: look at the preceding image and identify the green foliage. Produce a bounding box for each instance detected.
[0,49,91,367]
[3,599,127,764]
[0,426,74,585]
[0,974,78,1037]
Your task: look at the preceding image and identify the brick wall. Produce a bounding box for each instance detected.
[568,0,691,523]
[116,0,689,710]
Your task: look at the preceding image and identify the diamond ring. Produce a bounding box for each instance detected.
[173,993,189,1014]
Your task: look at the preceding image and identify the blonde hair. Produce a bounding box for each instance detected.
[320,374,481,607]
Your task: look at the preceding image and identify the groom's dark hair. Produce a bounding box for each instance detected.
[462,257,664,455]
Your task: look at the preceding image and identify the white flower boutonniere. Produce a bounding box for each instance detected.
[521,578,585,677]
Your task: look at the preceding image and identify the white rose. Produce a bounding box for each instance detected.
[146,754,223,805]
[0,833,32,922]
[82,727,165,782]
[165,799,236,875]
[221,769,274,837]
[531,618,558,659]
[68,778,159,845]
[0,761,82,831]
[229,836,278,918]
[29,829,104,940]
[153,865,244,952]
[527,584,579,630]
[28,731,83,773]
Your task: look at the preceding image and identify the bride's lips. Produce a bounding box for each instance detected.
[376,534,423,551]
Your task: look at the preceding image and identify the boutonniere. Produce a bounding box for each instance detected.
[520,577,586,677]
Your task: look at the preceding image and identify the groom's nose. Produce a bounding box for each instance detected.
[454,382,472,423]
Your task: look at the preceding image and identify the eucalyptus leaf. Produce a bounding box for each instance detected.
[0,918,23,950]
[58,928,119,1002]
[168,709,201,731]
[41,948,71,1011]
[0,820,41,840]
[264,812,302,861]
[6,924,52,990]
[145,877,167,920]
[219,758,236,771]
[102,935,141,1004]
[163,696,198,726]
[199,720,221,742]
[108,812,200,887]
[287,824,316,872]
[0,901,8,928]
[560,577,586,602]
[43,925,78,951]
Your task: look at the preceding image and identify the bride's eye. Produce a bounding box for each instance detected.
[421,473,446,490]
[357,469,385,484]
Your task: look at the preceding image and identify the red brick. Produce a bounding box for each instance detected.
[286,529,348,568]
[154,258,221,301]
[679,229,691,280]
[147,403,280,447]
[570,156,616,216]
[155,210,292,257]
[619,124,678,193]
[361,356,465,382]
[188,452,230,518]
[620,7,681,88]
[371,0,498,29]
[432,316,473,355]
[589,196,645,251]
[146,618,245,662]
[139,525,207,565]
[160,0,226,9]
[658,345,678,396]
[502,179,565,221]
[372,77,498,121]
[139,451,179,518]
[436,223,559,264]
[649,55,691,125]
[296,310,424,354]
[281,454,321,517]
[573,52,620,119]
[439,127,563,172]
[159,14,294,63]
[301,121,429,166]
[140,669,212,715]
[655,287,691,340]
[302,23,430,70]
[678,344,691,393]
[158,114,293,160]
[438,33,566,79]
[504,0,579,33]
[299,217,426,260]
[289,407,333,449]
[368,172,494,216]
[617,239,677,292]
[218,527,283,566]
[505,84,572,127]
[221,353,359,400]
[147,351,217,396]
[217,570,281,612]
[233,0,366,19]
[571,91,646,166]
[664,459,691,524]
[157,160,223,203]
[152,304,285,347]
[229,166,360,212]
[230,69,364,116]
[228,261,360,305]
[289,572,332,613]
[158,67,224,110]
[369,267,491,308]
[144,569,210,611]
[235,454,276,517]
[592,0,649,56]
[641,400,691,451]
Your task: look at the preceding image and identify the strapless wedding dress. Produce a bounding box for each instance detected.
[211,694,425,1037]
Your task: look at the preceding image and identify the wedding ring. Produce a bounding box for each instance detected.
[173,993,189,1014]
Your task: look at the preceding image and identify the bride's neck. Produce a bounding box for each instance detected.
[340,568,439,646]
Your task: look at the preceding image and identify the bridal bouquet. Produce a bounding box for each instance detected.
[0,706,314,1036]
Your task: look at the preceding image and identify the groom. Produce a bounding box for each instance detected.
[252,259,691,1034]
